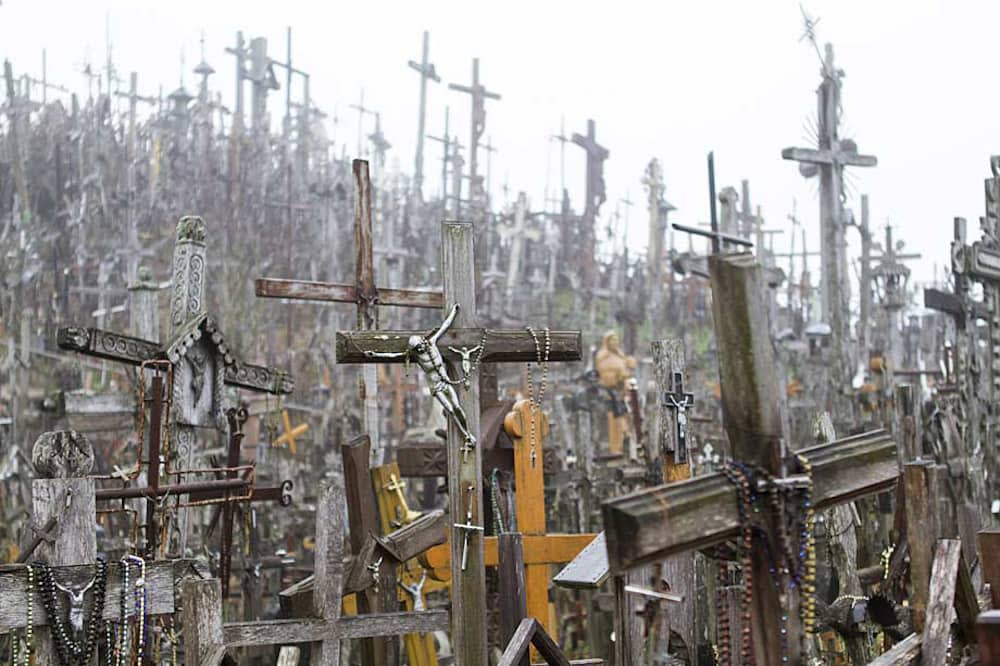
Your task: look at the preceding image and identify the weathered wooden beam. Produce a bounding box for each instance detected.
[922,540,964,664]
[221,610,451,646]
[978,611,1000,665]
[0,560,184,627]
[905,460,942,631]
[499,533,530,666]
[979,529,1000,609]
[499,618,538,666]
[182,578,226,666]
[602,429,897,570]
[335,329,582,364]
[553,531,609,590]
[868,633,922,665]
[224,361,295,394]
[57,326,160,364]
[373,509,447,563]
[255,278,444,310]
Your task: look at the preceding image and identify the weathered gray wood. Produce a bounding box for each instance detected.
[33,477,95,666]
[0,560,182,626]
[528,618,572,666]
[553,531,608,589]
[499,533,529,666]
[780,146,877,167]
[221,610,451,646]
[979,528,1000,609]
[373,510,447,563]
[277,646,301,666]
[335,329,581,364]
[603,429,897,568]
[500,618,537,666]
[868,633,922,665]
[182,578,226,666]
[255,279,443,309]
[923,540,963,665]
[63,390,134,432]
[650,339,688,482]
[443,220,488,666]
[905,460,940,631]
[311,479,343,665]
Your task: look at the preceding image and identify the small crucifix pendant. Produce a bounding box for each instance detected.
[454,484,484,571]
[664,371,695,463]
[447,344,482,389]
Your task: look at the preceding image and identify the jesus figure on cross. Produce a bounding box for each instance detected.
[363,303,477,445]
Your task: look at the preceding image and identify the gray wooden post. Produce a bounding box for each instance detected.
[33,476,97,665]
[498,533,529,666]
[311,478,344,665]
[182,578,225,664]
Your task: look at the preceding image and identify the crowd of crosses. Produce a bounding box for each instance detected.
[7,16,1000,666]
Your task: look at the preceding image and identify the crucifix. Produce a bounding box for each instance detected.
[426,107,453,205]
[336,220,582,665]
[256,159,444,464]
[448,58,501,207]
[602,253,900,664]
[782,40,877,404]
[571,119,609,292]
[351,88,377,159]
[408,30,440,199]
[58,216,295,553]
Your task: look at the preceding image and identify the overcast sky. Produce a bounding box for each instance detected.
[2,0,997,291]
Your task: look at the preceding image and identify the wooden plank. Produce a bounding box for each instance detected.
[335,329,582,364]
[602,429,897,570]
[978,611,1000,665]
[650,339,689,482]
[311,480,344,665]
[222,610,451,646]
[956,544,981,644]
[905,460,938,631]
[374,510,447,563]
[0,560,182,626]
[553,532,608,589]
[922,539,962,665]
[780,146,878,167]
[255,279,444,309]
[868,633,922,665]
[421,534,596,569]
[182,578,226,666]
[499,533,529,666]
[979,529,1000,608]
[443,220,488,666]
[498,618,537,666]
[529,619,572,666]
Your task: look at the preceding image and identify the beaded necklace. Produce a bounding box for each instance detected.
[31,558,108,666]
[524,326,551,469]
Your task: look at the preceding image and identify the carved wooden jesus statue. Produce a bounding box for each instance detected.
[363,303,476,445]
[594,330,637,455]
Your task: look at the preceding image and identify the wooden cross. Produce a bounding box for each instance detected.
[273,409,309,455]
[602,253,900,664]
[407,30,440,198]
[183,473,451,666]
[336,220,582,664]
[448,58,501,204]
[256,159,443,463]
[781,42,877,398]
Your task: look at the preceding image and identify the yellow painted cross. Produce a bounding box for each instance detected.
[273,409,308,454]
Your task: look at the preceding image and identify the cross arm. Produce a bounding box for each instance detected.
[255,277,444,310]
[602,429,897,572]
[224,361,295,395]
[448,83,501,100]
[335,329,582,364]
[221,610,451,647]
[57,326,161,365]
[781,146,877,168]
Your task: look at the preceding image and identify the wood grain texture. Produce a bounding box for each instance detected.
[421,534,596,570]
[311,480,344,666]
[442,220,488,666]
[0,560,180,626]
[905,460,938,631]
[182,578,225,665]
[868,633,921,665]
[335,329,582,364]
[602,429,897,570]
[553,532,608,589]
[922,539,963,665]
[255,278,443,309]
[221,610,450,646]
[499,533,529,666]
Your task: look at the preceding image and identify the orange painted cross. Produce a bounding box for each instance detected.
[273,409,308,455]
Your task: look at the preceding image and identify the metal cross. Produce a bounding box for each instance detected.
[664,371,694,463]
[453,484,483,571]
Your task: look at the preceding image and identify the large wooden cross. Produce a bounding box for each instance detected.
[256,159,444,463]
[602,253,899,664]
[336,221,582,665]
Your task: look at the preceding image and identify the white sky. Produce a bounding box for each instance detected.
[2,0,997,289]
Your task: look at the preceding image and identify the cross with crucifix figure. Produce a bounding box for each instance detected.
[336,220,582,664]
[602,253,900,665]
[256,160,443,465]
[449,58,501,206]
[57,216,294,554]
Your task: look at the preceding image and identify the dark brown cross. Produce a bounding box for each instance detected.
[448,58,501,203]
[602,253,900,664]
[337,220,582,665]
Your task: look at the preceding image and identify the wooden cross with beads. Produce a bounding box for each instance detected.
[336,220,583,665]
[601,253,901,664]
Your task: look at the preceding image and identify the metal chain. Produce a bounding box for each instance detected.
[524,326,551,466]
[489,469,505,535]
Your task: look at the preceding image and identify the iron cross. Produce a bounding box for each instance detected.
[664,371,694,463]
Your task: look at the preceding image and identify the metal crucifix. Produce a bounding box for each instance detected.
[664,370,694,464]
